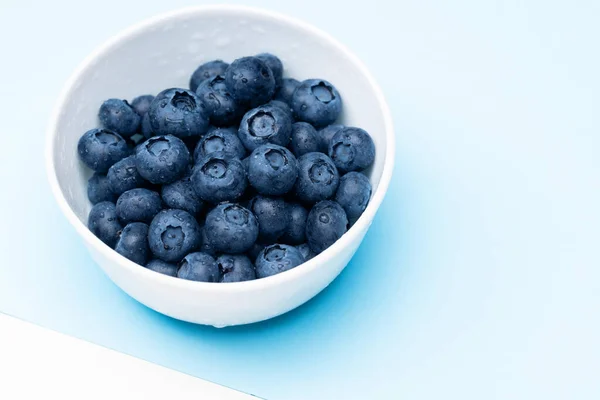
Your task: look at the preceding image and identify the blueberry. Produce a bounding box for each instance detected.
[295,152,340,204]
[216,254,256,283]
[224,56,275,108]
[238,103,292,151]
[246,242,266,262]
[141,113,154,138]
[295,243,317,262]
[87,173,117,204]
[204,203,259,254]
[148,209,201,263]
[317,124,344,153]
[267,100,292,116]
[192,151,247,203]
[78,129,130,173]
[255,244,304,278]
[116,188,162,224]
[274,78,300,106]
[335,172,372,225]
[199,225,217,256]
[148,88,209,138]
[241,156,250,172]
[206,124,233,134]
[161,176,204,216]
[193,126,246,160]
[145,259,178,277]
[290,122,320,157]
[177,252,220,282]
[248,144,298,196]
[114,222,150,265]
[88,201,123,247]
[280,203,308,245]
[306,200,348,253]
[256,53,283,88]
[107,155,145,195]
[98,99,141,137]
[196,75,243,127]
[189,60,229,92]
[135,135,190,184]
[292,79,342,128]
[131,95,155,116]
[329,127,375,173]
[249,195,289,243]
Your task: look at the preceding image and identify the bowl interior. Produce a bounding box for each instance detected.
[52,7,389,224]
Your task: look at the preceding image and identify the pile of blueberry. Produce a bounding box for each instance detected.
[78,53,375,283]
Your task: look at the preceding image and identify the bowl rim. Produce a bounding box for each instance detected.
[45,4,395,293]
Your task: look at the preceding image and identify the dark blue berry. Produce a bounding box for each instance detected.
[295,243,317,262]
[193,126,246,161]
[145,259,178,277]
[295,152,340,204]
[115,222,150,265]
[335,172,372,225]
[189,60,229,92]
[241,156,250,172]
[216,254,256,283]
[135,135,190,184]
[87,173,117,204]
[249,195,289,243]
[116,188,162,224]
[267,100,292,115]
[246,242,266,262]
[192,151,247,203]
[274,78,300,106]
[224,57,275,108]
[148,209,201,263]
[131,95,155,116]
[317,124,344,153]
[88,201,123,247]
[247,144,298,196]
[98,99,141,137]
[141,113,154,138]
[161,175,204,216]
[177,252,220,282]
[196,75,243,127]
[238,103,292,151]
[204,203,259,254]
[207,124,234,134]
[280,202,308,245]
[256,53,283,88]
[255,244,304,278]
[199,225,217,256]
[107,155,145,195]
[290,122,319,157]
[148,88,209,138]
[78,129,130,173]
[292,79,342,128]
[329,127,375,173]
[306,200,348,253]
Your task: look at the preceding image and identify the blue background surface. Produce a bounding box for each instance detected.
[0,1,599,399]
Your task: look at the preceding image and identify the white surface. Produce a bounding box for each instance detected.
[46,5,394,327]
[0,313,255,399]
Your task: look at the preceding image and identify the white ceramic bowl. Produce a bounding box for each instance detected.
[46,5,394,327]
